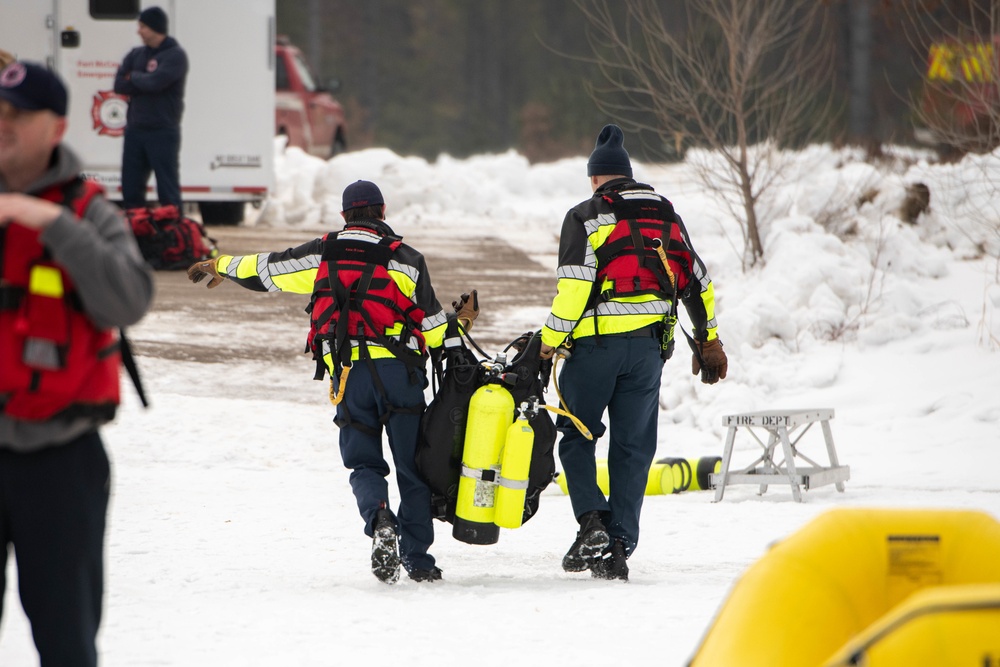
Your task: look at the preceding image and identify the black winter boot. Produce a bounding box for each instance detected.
[371,508,400,584]
[562,510,611,572]
[407,566,443,582]
[591,539,629,582]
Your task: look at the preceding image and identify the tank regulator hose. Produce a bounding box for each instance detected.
[549,353,593,440]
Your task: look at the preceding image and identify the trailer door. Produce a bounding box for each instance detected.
[0,1,55,65]
[173,0,275,214]
[54,0,148,186]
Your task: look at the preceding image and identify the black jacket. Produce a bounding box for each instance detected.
[215,219,450,352]
[114,36,188,129]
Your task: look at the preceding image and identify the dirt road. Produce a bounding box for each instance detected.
[134,223,555,366]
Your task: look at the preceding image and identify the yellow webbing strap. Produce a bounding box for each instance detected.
[652,238,676,288]
[328,365,351,406]
[549,353,593,440]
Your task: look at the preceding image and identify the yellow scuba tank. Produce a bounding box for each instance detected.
[453,377,514,545]
[556,456,701,495]
[655,457,693,494]
[644,461,670,495]
[688,456,722,491]
[493,403,535,529]
[556,458,649,495]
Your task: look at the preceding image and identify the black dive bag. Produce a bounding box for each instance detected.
[416,317,556,527]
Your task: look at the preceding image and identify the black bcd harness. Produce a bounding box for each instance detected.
[306,228,427,436]
[415,317,556,526]
[581,186,689,359]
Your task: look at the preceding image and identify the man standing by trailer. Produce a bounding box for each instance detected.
[114,6,188,210]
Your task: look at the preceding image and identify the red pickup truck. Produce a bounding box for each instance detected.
[275,37,347,158]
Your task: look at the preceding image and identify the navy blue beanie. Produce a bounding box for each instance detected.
[139,7,168,35]
[587,124,632,178]
[342,180,384,211]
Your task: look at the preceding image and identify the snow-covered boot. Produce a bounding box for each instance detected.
[407,566,443,583]
[591,539,629,582]
[371,508,400,584]
[562,510,610,572]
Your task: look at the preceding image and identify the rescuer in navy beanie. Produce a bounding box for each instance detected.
[139,6,169,35]
[342,180,385,212]
[587,124,633,178]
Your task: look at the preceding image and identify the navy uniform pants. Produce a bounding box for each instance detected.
[336,359,436,573]
[556,330,664,557]
[0,431,109,667]
[121,125,182,209]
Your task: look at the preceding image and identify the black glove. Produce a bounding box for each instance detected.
[692,338,728,385]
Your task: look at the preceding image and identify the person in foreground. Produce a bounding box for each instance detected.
[187,180,478,584]
[539,124,728,582]
[0,62,153,666]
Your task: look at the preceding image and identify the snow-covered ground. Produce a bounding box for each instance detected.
[2,140,999,666]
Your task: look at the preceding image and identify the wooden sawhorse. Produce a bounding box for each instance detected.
[710,409,849,502]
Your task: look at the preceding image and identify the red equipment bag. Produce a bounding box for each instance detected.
[127,205,217,270]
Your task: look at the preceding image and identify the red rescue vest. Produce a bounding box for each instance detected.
[307,228,426,378]
[0,178,121,421]
[593,188,688,303]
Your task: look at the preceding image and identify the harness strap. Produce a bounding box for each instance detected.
[312,230,428,421]
[498,474,530,490]
[577,188,681,342]
[118,330,149,408]
[332,345,422,438]
[70,177,150,409]
[594,192,677,298]
[360,349,422,429]
[461,464,499,483]
[317,236,426,376]
[0,284,22,311]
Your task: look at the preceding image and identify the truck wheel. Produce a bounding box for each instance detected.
[199,202,245,225]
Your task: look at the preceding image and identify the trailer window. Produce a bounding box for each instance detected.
[276,56,289,90]
[90,0,140,20]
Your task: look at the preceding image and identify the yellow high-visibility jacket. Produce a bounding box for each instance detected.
[216,219,448,364]
[541,179,719,348]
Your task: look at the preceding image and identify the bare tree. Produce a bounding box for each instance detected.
[573,0,836,268]
[904,0,1000,155]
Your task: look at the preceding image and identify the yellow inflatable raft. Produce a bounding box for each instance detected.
[688,508,1000,667]
[824,583,1000,666]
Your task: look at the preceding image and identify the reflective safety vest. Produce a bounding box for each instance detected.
[306,228,426,378]
[0,179,121,421]
[593,189,679,304]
